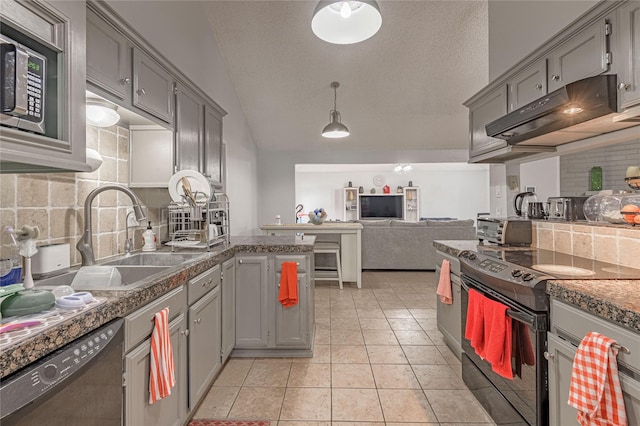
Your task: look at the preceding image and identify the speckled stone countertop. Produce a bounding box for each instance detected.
[433,240,640,334]
[0,235,315,378]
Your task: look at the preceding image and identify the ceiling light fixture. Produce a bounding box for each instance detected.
[393,164,412,174]
[86,99,120,128]
[322,81,350,139]
[312,0,382,45]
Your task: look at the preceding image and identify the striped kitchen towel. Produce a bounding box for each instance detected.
[149,308,176,404]
[568,331,628,426]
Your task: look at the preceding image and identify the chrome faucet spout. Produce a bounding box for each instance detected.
[77,184,146,266]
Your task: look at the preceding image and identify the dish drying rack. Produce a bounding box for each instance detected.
[167,193,229,250]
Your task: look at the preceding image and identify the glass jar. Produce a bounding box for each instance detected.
[583,190,614,222]
[599,194,625,224]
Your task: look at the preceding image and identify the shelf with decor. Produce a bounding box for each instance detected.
[403,187,420,222]
[343,187,359,221]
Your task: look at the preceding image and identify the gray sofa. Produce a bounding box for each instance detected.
[359,219,476,270]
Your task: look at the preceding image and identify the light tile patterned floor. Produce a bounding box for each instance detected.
[194,271,497,425]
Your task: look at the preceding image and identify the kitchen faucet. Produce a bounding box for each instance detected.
[77,185,146,266]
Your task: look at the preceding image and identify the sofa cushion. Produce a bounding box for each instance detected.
[425,219,474,227]
[390,220,428,227]
[356,219,391,227]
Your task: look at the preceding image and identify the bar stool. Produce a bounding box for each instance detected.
[314,242,343,289]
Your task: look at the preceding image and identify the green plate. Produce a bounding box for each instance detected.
[1,289,55,318]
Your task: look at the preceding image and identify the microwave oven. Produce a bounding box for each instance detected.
[0,33,47,134]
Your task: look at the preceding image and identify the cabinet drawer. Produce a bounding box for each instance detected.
[551,299,640,372]
[188,264,220,305]
[125,286,187,352]
[275,255,307,273]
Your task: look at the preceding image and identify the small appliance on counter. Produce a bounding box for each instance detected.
[513,191,537,218]
[31,243,70,279]
[546,196,589,221]
[476,217,532,246]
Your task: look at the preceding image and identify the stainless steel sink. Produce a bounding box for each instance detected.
[102,252,206,267]
[34,265,171,290]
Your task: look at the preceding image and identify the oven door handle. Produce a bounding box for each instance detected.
[461,279,537,328]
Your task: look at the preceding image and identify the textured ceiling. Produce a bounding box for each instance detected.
[202,1,488,152]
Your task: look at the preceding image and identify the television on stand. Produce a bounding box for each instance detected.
[359,194,403,219]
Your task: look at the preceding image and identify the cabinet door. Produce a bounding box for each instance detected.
[547,333,579,426]
[221,258,236,362]
[86,9,131,102]
[468,85,508,158]
[175,83,204,173]
[508,59,546,111]
[124,313,187,426]
[129,125,174,188]
[203,104,223,185]
[188,287,221,410]
[235,255,269,348]
[133,47,175,125]
[435,266,462,359]
[547,19,609,92]
[274,272,309,347]
[617,1,640,109]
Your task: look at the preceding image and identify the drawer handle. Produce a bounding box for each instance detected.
[543,351,554,362]
[613,343,630,354]
[202,279,213,288]
[137,88,146,95]
[181,329,190,336]
[194,318,201,325]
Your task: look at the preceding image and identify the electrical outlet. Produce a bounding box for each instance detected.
[496,207,502,217]
[496,186,502,198]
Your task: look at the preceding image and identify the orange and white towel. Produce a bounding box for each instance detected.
[149,308,176,404]
[568,332,628,426]
[436,259,453,304]
[278,262,299,307]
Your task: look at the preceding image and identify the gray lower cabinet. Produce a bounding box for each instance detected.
[435,250,462,359]
[188,285,221,410]
[274,272,309,347]
[221,258,236,362]
[548,298,640,425]
[467,85,508,159]
[235,255,270,348]
[133,47,175,126]
[617,1,640,109]
[124,313,188,426]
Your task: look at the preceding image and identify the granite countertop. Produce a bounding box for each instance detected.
[0,235,316,378]
[433,240,640,334]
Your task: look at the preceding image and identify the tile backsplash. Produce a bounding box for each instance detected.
[0,124,166,266]
[534,221,640,269]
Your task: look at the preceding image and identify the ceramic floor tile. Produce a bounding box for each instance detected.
[243,360,291,387]
[354,300,382,309]
[213,358,254,386]
[228,386,285,420]
[377,300,407,309]
[424,389,494,423]
[402,345,448,365]
[366,345,408,364]
[293,344,330,364]
[356,308,386,318]
[192,386,239,419]
[331,363,376,388]
[394,330,434,346]
[416,317,439,331]
[331,328,364,345]
[287,363,331,387]
[279,388,331,421]
[371,364,420,389]
[425,329,446,345]
[359,318,392,330]
[388,318,423,331]
[332,388,384,422]
[331,344,370,363]
[314,327,331,345]
[409,308,437,319]
[413,364,467,389]
[383,308,413,318]
[362,329,399,345]
[277,422,331,426]
[377,389,438,422]
[330,320,362,331]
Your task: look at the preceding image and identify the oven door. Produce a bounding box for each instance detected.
[461,274,548,426]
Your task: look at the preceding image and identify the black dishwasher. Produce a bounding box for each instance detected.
[0,318,124,425]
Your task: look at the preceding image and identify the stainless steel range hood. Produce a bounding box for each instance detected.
[485,75,639,147]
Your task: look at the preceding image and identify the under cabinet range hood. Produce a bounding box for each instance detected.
[486,75,640,147]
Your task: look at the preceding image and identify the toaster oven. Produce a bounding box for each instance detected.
[476,217,532,246]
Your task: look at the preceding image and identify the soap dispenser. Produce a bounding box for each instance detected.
[142,221,157,252]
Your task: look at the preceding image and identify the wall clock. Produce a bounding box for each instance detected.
[372,175,385,187]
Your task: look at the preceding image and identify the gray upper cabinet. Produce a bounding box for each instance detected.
[546,18,610,92]
[508,59,546,111]
[617,1,640,109]
[86,9,131,103]
[468,85,508,158]
[133,47,175,126]
[221,258,236,362]
[235,255,269,349]
[204,104,224,185]
[175,83,204,172]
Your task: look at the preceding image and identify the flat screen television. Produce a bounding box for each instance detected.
[359,195,403,219]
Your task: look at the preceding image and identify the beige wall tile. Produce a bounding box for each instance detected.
[86,125,99,149]
[617,227,640,238]
[552,223,572,232]
[0,174,16,208]
[97,190,118,208]
[16,209,48,241]
[99,208,118,233]
[97,232,117,260]
[0,209,16,230]
[618,237,640,268]
[77,180,98,203]
[118,135,129,159]
[572,232,594,258]
[593,235,618,264]
[572,224,593,233]
[594,226,617,236]
[117,127,129,138]
[99,129,118,158]
[17,175,48,207]
[99,157,118,183]
[50,208,77,239]
[537,228,554,250]
[117,160,129,184]
[554,231,572,254]
[50,178,76,207]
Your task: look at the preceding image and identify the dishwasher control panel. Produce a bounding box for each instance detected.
[0,318,124,420]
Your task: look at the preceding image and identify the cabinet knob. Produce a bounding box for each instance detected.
[618,82,631,91]
[120,78,131,85]
[137,88,146,95]
[551,75,560,81]
[194,318,201,324]
[202,279,213,288]
[181,329,190,336]
[543,351,554,361]
[535,83,543,90]
[238,259,243,264]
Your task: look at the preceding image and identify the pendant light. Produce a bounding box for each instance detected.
[322,82,350,139]
[86,99,120,128]
[312,0,382,45]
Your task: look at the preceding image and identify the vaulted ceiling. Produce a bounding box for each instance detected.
[201,1,489,152]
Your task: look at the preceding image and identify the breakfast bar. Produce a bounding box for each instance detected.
[261,222,363,288]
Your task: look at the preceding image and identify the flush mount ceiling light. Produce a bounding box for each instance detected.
[393,164,412,174]
[312,0,382,44]
[322,81,350,139]
[86,99,120,128]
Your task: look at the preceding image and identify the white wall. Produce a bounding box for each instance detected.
[106,1,259,235]
[294,163,490,223]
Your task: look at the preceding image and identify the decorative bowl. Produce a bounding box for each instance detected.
[309,216,326,225]
[308,208,327,225]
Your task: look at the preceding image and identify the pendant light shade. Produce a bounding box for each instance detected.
[86,99,120,128]
[312,1,382,45]
[322,82,350,139]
